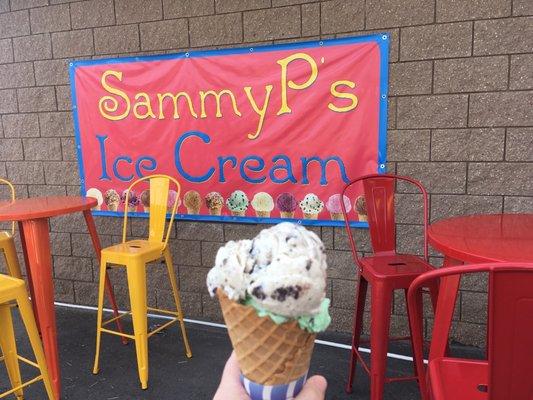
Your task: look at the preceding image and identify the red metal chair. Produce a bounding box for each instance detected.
[341,173,439,400]
[408,262,533,400]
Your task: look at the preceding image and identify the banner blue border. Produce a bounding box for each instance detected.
[69,33,390,228]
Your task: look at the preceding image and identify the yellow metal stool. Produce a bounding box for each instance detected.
[92,175,192,389]
[0,274,55,399]
[0,179,22,279]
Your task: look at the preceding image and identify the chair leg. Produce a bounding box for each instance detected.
[1,237,23,280]
[93,257,109,375]
[369,282,393,400]
[427,279,439,314]
[16,292,56,400]
[126,260,149,389]
[0,303,23,400]
[405,289,423,376]
[346,276,367,394]
[163,248,192,358]
[407,287,429,400]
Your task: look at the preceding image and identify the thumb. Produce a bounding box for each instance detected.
[295,375,327,400]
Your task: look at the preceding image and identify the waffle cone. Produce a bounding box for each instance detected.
[231,210,246,216]
[357,213,368,222]
[209,207,222,215]
[217,290,315,386]
[255,210,270,217]
[280,211,295,218]
[186,205,200,214]
[330,212,344,220]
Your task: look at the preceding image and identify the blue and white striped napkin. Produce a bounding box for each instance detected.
[241,373,308,400]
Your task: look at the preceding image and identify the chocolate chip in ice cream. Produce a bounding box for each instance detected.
[272,285,302,302]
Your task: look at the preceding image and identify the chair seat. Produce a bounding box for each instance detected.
[360,253,433,283]
[0,274,26,304]
[102,240,164,264]
[0,230,12,243]
[429,358,488,400]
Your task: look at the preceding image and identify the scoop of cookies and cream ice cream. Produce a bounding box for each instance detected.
[206,222,330,332]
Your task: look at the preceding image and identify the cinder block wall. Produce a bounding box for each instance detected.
[0,0,531,347]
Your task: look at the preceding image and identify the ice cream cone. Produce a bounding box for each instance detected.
[217,289,315,386]
[330,212,344,220]
[357,213,368,222]
[255,211,270,217]
[232,210,246,216]
[280,211,294,218]
[143,206,150,213]
[209,207,222,216]
[303,212,318,220]
[127,205,137,212]
[108,203,119,212]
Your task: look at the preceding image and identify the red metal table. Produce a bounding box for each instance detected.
[427,213,533,356]
[0,196,124,399]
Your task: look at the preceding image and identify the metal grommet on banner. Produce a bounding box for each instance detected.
[185,52,190,58]
[249,48,254,53]
[319,41,324,46]
[382,35,388,40]
[380,163,386,170]
[297,220,303,224]
[69,62,73,67]
[381,94,387,99]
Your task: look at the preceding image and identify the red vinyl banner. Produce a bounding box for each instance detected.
[70,34,389,226]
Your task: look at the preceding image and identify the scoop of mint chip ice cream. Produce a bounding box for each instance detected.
[207,222,328,319]
[226,190,249,212]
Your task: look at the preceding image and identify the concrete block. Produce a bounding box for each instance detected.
[397,94,468,129]
[17,86,56,112]
[190,13,242,47]
[400,22,472,61]
[434,56,508,93]
[431,128,505,161]
[474,16,532,55]
[367,0,434,28]
[30,4,70,33]
[469,91,533,127]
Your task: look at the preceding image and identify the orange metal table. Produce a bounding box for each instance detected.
[0,196,123,399]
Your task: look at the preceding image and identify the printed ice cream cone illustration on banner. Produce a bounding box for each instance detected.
[207,223,331,400]
[251,192,274,217]
[226,190,249,216]
[86,188,103,210]
[299,193,324,219]
[355,195,367,222]
[184,190,201,214]
[140,190,150,212]
[167,190,180,213]
[205,192,224,215]
[276,192,297,218]
[104,189,120,211]
[121,189,139,213]
[326,194,351,220]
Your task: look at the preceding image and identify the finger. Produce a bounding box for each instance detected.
[222,351,241,381]
[295,375,327,400]
[214,351,250,400]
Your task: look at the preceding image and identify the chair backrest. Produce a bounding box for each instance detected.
[489,268,533,398]
[0,178,15,235]
[408,263,533,400]
[121,174,181,248]
[341,173,429,264]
